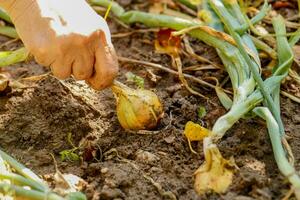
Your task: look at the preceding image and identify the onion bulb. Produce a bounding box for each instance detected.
[112,81,164,130]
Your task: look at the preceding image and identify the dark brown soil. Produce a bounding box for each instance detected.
[0,2,300,200]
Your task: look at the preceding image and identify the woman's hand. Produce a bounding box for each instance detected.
[1,0,118,90]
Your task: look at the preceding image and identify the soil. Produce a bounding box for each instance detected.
[0,1,300,200]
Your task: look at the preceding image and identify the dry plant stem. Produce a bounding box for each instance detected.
[250,36,277,60]
[111,28,159,38]
[282,137,295,165]
[183,65,220,71]
[264,17,300,29]
[0,38,19,49]
[143,175,177,200]
[176,2,197,17]
[281,91,300,104]
[289,70,300,85]
[282,188,295,200]
[118,56,231,93]
[183,37,223,69]
[174,56,206,98]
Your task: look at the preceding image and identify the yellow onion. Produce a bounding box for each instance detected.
[112,81,164,130]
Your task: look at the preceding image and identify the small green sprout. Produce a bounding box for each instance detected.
[59,132,81,162]
[59,150,80,162]
[197,106,207,119]
[125,72,145,89]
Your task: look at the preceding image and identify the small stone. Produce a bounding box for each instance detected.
[293,114,300,123]
[101,167,109,174]
[164,136,175,144]
[135,150,159,164]
[104,178,117,188]
[100,186,125,200]
[166,84,182,95]
[0,74,9,92]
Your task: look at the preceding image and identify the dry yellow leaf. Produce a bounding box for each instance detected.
[194,145,235,195]
[184,121,212,141]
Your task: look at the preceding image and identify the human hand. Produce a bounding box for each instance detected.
[2,0,118,90]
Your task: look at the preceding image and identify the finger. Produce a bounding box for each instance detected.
[87,45,118,90]
[33,49,54,67]
[50,57,72,80]
[72,53,94,80]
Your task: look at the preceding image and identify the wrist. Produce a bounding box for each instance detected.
[0,0,35,22]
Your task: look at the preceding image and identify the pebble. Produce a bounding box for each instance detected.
[100,185,125,200]
[164,136,175,144]
[135,150,159,164]
[101,167,109,174]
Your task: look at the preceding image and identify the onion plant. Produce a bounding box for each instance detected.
[0,47,29,67]
[0,8,18,38]
[0,149,86,200]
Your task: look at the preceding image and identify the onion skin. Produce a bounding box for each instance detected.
[112,82,164,130]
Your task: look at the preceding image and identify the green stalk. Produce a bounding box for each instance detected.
[0,8,12,23]
[0,149,44,184]
[0,47,29,67]
[201,0,255,105]
[289,28,300,46]
[272,16,293,111]
[0,26,18,38]
[254,107,300,199]
[212,75,284,137]
[90,0,125,17]
[209,0,285,136]
[0,173,47,192]
[202,0,224,30]
[235,0,271,34]
[251,36,277,60]
[0,183,64,200]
